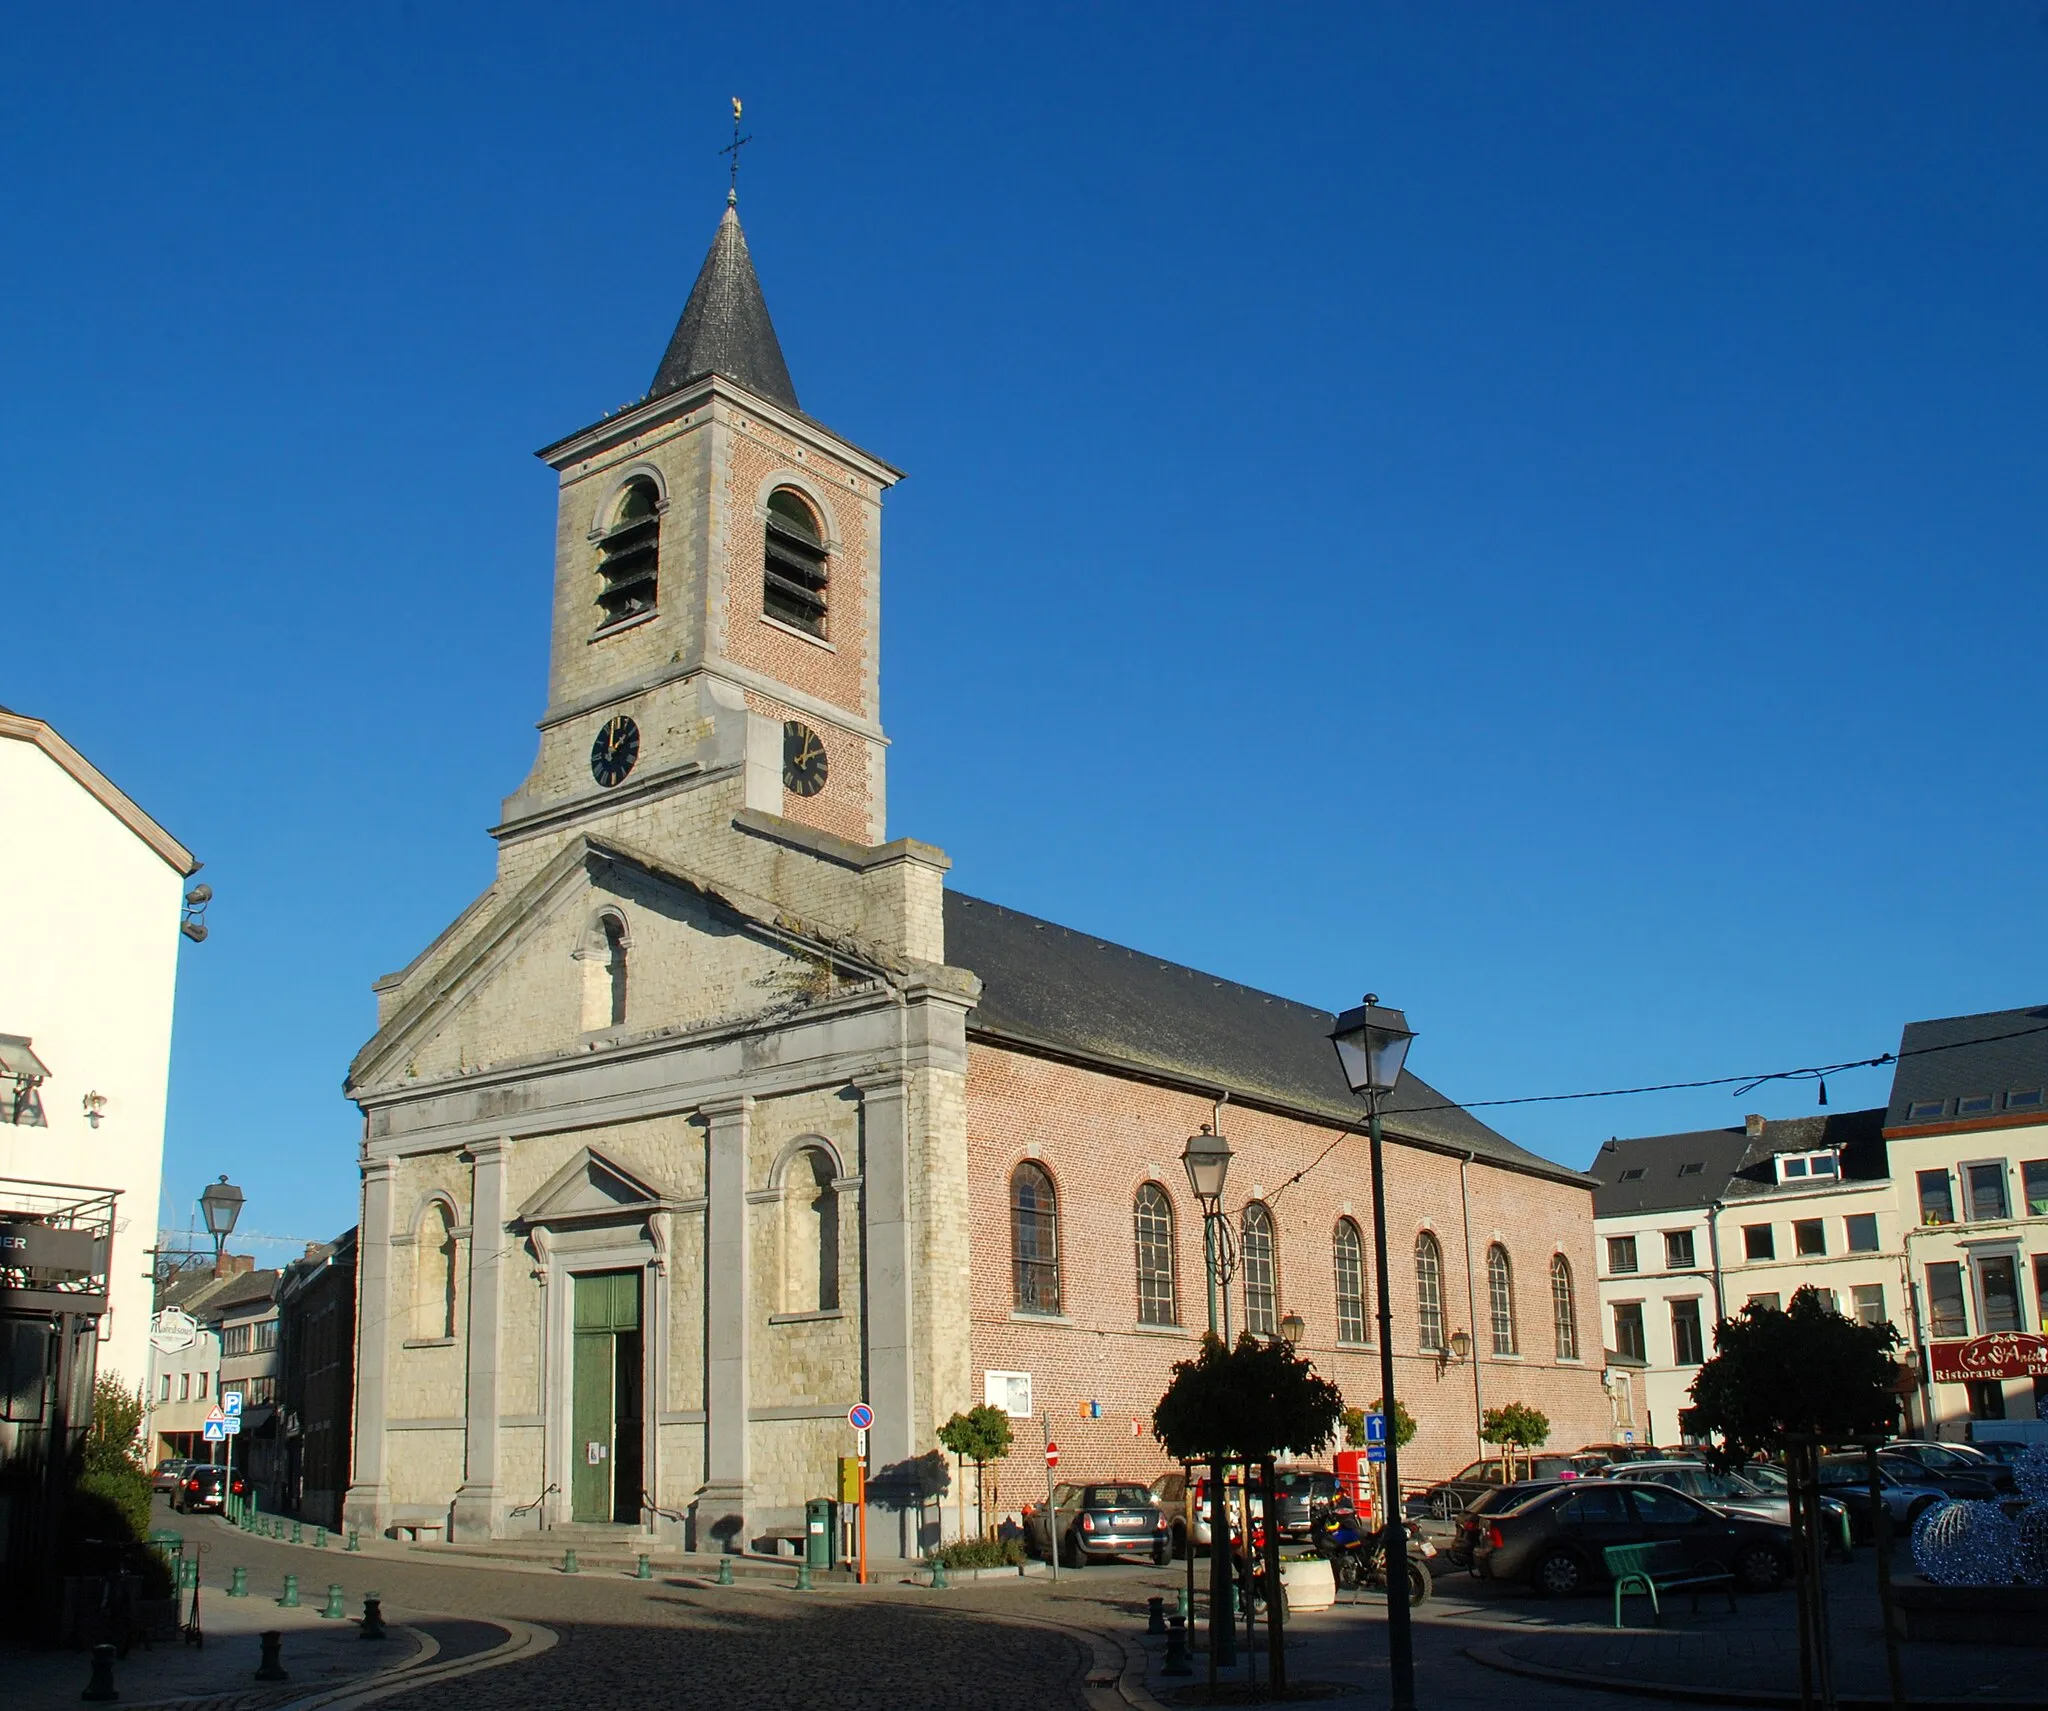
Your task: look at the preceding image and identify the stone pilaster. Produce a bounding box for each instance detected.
[854,1073,917,1555]
[451,1137,508,1540]
[342,1155,395,1537]
[697,1094,752,1550]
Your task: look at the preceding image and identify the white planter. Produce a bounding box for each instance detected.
[1279,1556,1336,1612]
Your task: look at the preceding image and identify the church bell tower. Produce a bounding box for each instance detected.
[493,193,901,869]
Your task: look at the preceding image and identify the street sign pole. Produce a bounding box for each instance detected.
[1042,1416,1059,1585]
[847,1404,874,1586]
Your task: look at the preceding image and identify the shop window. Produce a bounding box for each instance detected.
[1967,1380,2006,1421]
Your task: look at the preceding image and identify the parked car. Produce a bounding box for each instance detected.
[1881,1440,2016,1493]
[1471,1478,1792,1597]
[1025,1481,1172,1566]
[152,1457,191,1495]
[1150,1471,1249,1558]
[1813,1453,1976,1542]
[1271,1468,1341,1540]
[1609,1460,1851,1552]
[175,1465,246,1514]
[1406,1453,1599,1536]
[1967,1438,2040,1471]
[1573,1443,1682,1467]
[1447,1480,1564,1567]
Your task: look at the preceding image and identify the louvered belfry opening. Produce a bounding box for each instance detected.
[763,487,828,635]
[596,478,660,627]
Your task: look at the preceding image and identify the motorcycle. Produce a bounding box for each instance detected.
[1313,1501,1435,1605]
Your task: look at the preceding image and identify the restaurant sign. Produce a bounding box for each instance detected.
[1929,1333,2048,1384]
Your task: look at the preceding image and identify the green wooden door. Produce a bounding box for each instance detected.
[570,1272,641,1523]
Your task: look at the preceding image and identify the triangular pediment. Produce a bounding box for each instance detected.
[517,1147,670,1227]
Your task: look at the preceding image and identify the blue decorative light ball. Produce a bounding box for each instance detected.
[1912,1499,2020,1587]
[2013,1444,2048,1506]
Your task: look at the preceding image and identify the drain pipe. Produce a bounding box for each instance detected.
[1458,1152,1484,1455]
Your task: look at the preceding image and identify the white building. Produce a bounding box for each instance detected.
[0,706,201,1397]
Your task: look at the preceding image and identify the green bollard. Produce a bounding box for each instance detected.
[359,1594,387,1640]
[255,1630,288,1682]
[321,1584,346,1620]
[1177,1585,1193,1622]
[280,1574,300,1608]
[715,1557,734,1586]
[562,1548,579,1575]
[315,1527,327,1549]
[346,1528,360,1553]
[291,1521,302,1545]
[635,1553,652,1580]
[930,1557,951,1590]
[229,1566,249,1598]
[795,1560,812,1591]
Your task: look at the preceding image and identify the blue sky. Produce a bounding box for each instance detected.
[5,4,2044,1257]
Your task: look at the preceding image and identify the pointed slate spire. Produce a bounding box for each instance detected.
[649,199,799,412]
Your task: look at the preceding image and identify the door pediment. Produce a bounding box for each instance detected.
[517,1147,673,1230]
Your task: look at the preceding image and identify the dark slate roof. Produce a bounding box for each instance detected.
[1588,1128,1755,1217]
[205,1268,280,1315]
[1884,1002,2048,1129]
[649,202,798,412]
[1589,1108,1889,1216]
[943,892,1588,1185]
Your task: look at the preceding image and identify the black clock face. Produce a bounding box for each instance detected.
[590,715,640,787]
[782,720,829,797]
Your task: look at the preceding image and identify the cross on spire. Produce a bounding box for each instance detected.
[719,97,752,207]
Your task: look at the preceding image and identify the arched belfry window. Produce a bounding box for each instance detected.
[784,1147,840,1314]
[1414,1231,1445,1352]
[596,477,661,628]
[1551,1254,1579,1361]
[1333,1218,1369,1345]
[601,915,628,1026]
[763,487,829,636]
[1241,1202,1278,1336]
[1487,1243,1518,1355]
[1134,1183,1176,1326]
[1011,1162,1060,1315]
[414,1201,457,1340]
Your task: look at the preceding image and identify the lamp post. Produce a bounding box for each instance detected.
[199,1175,244,1261]
[1179,1124,1237,1673]
[1329,995,1417,1711]
[1278,1311,1306,1346]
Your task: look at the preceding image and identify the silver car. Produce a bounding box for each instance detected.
[1612,1460,1851,1552]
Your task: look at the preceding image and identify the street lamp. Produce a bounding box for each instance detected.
[1436,1327,1472,1377]
[1179,1124,1239,1671]
[199,1175,244,1260]
[1329,995,1417,1711]
[1278,1311,1306,1346]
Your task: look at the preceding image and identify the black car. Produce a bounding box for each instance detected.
[1448,1480,1563,1566]
[1873,1451,2001,1501]
[1271,1469,1341,1540]
[1880,1440,2016,1494]
[175,1464,247,1514]
[1024,1481,1171,1566]
[1471,1478,1792,1597]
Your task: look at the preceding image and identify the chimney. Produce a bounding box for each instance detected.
[213,1252,254,1279]
[1745,1113,1766,1141]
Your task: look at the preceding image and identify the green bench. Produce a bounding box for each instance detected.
[1603,1540,1737,1628]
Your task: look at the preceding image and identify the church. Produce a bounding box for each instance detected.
[342,191,1611,1557]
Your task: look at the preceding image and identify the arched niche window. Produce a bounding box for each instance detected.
[1241,1202,1278,1336]
[1551,1254,1579,1361]
[580,912,630,1032]
[1487,1243,1518,1355]
[596,477,661,628]
[1134,1183,1177,1327]
[414,1201,457,1340]
[763,487,829,637]
[783,1147,840,1314]
[1011,1162,1060,1315]
[1414,1231,1445,1352]
[1333,1218,1369,1345]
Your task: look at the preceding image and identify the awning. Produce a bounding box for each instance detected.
[0,1034,51,1083]
[241,1405,280,1437]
